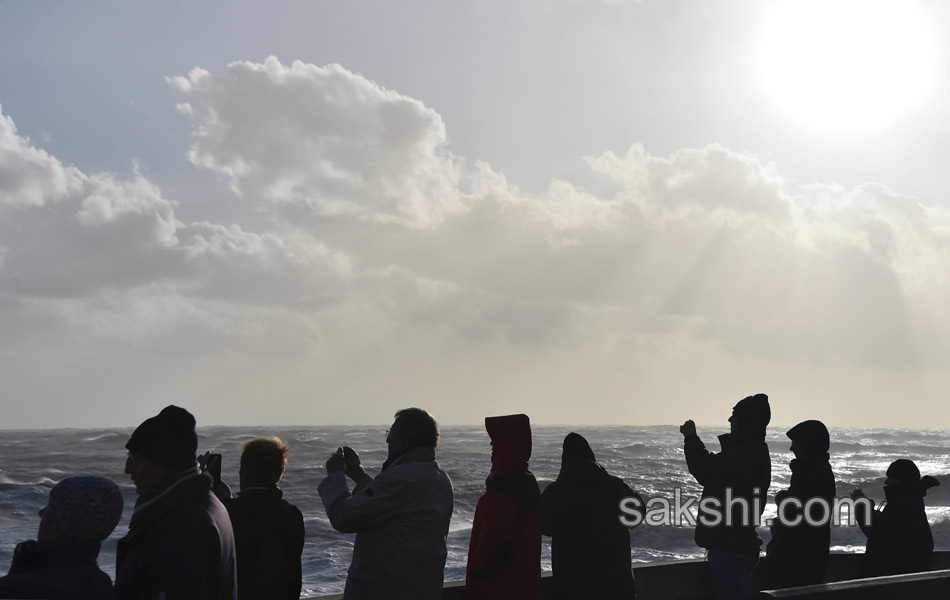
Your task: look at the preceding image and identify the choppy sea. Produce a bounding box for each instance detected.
[0,425,947,597]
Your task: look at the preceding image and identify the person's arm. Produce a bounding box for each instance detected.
[851,489,880,537]
[198,452,232,503]
[681,420,718,487]
[211,479,232,503]
[318,464,406,534]
[342,446,373,493]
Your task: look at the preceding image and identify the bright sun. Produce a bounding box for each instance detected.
[753,0,938,139]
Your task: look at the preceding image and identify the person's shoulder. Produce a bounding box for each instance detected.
[541,478,561,495]
[170,490,232,530]
[280,497,305,519]
[606,471,633,491]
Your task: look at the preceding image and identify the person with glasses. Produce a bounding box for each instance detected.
[319,407,455,600]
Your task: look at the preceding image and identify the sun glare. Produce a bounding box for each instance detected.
[754,0,938,139]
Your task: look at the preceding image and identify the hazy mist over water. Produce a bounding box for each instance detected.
[0,425,947,596]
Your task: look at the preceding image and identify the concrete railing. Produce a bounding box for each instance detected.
[311,550,950,599]
[756,569,950,599]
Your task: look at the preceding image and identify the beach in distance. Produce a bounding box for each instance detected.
[0,425,948,597]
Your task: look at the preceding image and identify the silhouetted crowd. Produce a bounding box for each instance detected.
[0,397,941,600]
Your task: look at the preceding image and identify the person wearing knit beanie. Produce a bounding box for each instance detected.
[114,405,237,600]
[126,405,198,472]
[40,476,124,544]
[0,475,122,600]
[680,394,771,600]
[729,393,771,438]
[123,405,199,496]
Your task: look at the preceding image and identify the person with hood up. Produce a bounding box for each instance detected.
[852,459,940,577]
[465,414,542,600]
[681,393,771,600]
[0,475,124,600]
[114,405,237,600]
[756,420,836,589]
[541,432,645,600]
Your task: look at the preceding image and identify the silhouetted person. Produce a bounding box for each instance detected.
[0,475,123,600]
[852,459,939,577]
[465,414,542,600]
[203,437,305,600]
[114,405,237,600]
[756,420,835,589]
[541,432,644,600]
[681,393,771,600]
[318,408,454,600]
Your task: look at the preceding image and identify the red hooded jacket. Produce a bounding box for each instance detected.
[465,414,541,599]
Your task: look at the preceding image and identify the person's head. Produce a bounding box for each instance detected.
[561,432,595,464]
[37,475,123,546]
[885,459,941,497]
[486,414,532,472]
[239,437,290,490]
[729,393,770,438]
[125,405,198,494]
[787,420,830,459]
[387,408,439,458]
[885,459,921,487]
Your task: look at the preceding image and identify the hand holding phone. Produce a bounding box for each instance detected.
[207,453,222,482]
[326,447,346,473]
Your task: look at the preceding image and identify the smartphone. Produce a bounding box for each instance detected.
[208,453,222,482]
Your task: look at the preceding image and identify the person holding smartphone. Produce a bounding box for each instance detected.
[202,438,305,600]
[319,408,454,600]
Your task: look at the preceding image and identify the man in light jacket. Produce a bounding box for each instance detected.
[319,407,455,600]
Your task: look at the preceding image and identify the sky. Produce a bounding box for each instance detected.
[1,0,950,430]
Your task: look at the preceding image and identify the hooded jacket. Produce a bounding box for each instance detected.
[465,414,542,600]
[761,456,836,587]
[760,420,836,588]
[541,433,642,600]
[857,478,938,577]
[114,470,237,600]
[0,540,113,600]
[319,446,455,600]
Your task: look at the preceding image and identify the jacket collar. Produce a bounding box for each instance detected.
[718,431,765,449]
[10,539,101,572]
[384,446,436,471]
[238,484,282,498]
[130,469,211,528]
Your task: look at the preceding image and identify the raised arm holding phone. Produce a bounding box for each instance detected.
[318,408,455,600]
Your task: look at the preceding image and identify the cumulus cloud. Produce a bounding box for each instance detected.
[169,57,467,228]
[0,110,83,209]
[0,106,346,356]
[161,58,950,370]
[4,58,950,426]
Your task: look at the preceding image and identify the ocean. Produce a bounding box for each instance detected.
[0,425,948,597]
